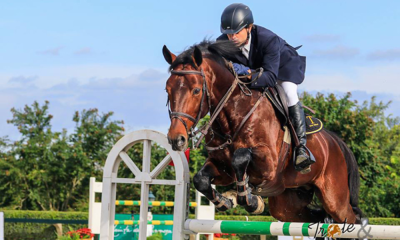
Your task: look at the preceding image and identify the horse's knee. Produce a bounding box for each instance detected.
[232,148,252,171]
[193,172,210,193]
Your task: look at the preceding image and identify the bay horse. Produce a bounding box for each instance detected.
[163,40,363,226]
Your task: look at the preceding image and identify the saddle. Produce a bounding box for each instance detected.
[266,85,323,138]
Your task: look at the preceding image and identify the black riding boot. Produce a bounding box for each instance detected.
[289,102,315,174]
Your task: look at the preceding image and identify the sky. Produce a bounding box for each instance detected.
[1,0,400,140]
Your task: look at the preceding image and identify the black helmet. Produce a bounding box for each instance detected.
[220,3,254,34]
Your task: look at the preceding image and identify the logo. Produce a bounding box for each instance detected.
[309,218,373,239]
[327,224,341,239]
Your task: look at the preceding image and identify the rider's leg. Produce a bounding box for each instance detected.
[277,80,315,174]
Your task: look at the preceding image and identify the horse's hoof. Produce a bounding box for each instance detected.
[222,190,238,208]
[250,195,265,214]
[300,165,311,174]
[214,196,234,212]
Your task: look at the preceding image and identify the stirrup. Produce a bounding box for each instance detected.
[293,145,315,172]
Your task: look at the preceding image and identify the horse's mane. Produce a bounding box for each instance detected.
[169,39,241,71]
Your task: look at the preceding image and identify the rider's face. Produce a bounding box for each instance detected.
[227,27,249,46]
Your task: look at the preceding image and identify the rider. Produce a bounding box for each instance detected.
[217,3,315,174]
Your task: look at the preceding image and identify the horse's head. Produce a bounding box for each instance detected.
[163,45,210,151]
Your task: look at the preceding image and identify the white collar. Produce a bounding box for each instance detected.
[241,33,251,59]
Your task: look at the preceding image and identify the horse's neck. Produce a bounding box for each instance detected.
[206,61,238,134]
[206,60,283,147]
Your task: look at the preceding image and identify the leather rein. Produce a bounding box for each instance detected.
[167,62,263,150]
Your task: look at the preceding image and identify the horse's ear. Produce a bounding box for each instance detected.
[162,45,176,65]
[193,46,203,67]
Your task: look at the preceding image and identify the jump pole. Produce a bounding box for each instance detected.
[185,219,400,239]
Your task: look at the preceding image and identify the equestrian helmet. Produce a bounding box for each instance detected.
[220,3,254,34]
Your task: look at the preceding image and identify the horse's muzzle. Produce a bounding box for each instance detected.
[168,134,187,151]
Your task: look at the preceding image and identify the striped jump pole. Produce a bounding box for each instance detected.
[185,219,400,239]
[115,200,197,207]
[115,220,174,225]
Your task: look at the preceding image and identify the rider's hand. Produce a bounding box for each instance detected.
[232,63,250,76]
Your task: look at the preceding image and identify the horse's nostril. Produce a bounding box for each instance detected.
[177,135,186,147]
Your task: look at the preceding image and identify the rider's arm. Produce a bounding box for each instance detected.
[249,36,280,88]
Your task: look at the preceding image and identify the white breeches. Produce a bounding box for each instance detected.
[277,80,299,107]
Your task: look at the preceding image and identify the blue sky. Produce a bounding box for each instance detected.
[1,1,400,139]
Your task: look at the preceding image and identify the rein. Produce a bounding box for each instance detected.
[168,61,264,150]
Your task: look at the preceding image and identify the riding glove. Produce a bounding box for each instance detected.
[233,63,250,75]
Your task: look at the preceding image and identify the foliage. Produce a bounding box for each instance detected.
[146,233,163,240]
[1,92,399,218]
[301,92,400,217]
[2,210,87,240]
[0,101,124,211]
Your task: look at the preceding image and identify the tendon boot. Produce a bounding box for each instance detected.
[289,102,316,174]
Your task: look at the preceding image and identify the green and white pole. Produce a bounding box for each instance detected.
[184,220,400,239]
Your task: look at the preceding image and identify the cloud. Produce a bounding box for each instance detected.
[1,65,399,142]
[0,64,157,90]
[312,45,359,59]
[74,47,93,55]
[138,68,168,82]
[0,68,171,141]
[8,75,38,84]
[37,46,63,56]
[301,63,400,95]
[367,49,400,61]
[304,34,341,43]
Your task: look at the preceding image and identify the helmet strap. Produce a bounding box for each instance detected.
[237,26,251,47]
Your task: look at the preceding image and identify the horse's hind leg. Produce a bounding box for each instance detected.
[232,148,265,214]
[314,180,357,224]
[193,158,235,211]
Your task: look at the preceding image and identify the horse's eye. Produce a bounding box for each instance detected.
[193,88,201,95]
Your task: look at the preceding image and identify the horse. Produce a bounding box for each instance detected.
[163,40,364,227]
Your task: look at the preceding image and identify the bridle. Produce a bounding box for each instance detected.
[167,68,211,141]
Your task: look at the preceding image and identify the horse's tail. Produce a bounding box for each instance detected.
[325,130,364,217]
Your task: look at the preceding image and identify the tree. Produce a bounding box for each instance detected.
[301,92,399,217]
[0,101,124,211]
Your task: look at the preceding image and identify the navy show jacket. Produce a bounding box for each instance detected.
[217,25,306,88]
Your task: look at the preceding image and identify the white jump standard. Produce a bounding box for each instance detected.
[100,130,190,240]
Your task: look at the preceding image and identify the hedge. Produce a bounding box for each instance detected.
[2,210,88,240]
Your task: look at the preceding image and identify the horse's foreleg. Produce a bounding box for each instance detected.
[193,159,235,212]
[232,148,265,214]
